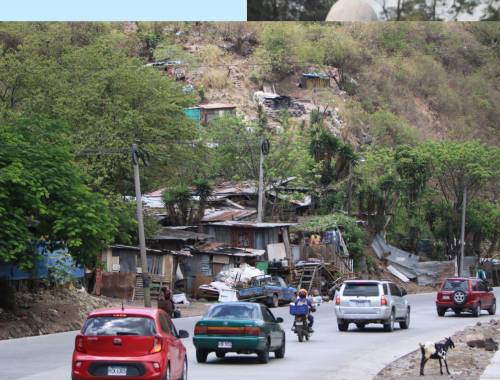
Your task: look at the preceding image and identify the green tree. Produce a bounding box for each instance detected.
[0,119,118,269]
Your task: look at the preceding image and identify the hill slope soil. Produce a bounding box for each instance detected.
[375,319,500,380]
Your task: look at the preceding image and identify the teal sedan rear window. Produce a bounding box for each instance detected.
[206,304,259,320]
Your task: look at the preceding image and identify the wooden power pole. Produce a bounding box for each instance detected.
[459,183,467,277]
[132,144,151,307]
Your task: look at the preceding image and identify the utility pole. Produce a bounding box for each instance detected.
[257,138,265,223]
[132,144,151,307]
[459,183,467,277]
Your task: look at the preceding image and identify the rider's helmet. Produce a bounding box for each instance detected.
[298,289,308,298]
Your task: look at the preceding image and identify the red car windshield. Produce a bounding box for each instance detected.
[442,279,468,292]
[83,316,156,336]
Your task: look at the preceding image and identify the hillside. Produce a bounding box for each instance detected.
[0,21,498,277]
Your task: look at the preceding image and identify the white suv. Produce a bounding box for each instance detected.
[334,280,410,332]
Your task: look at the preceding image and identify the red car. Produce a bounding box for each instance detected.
[72,307,189,380]
[436,277,496,317]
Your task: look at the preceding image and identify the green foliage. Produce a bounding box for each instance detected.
[0,23,201,195]
[255,23,302,78]
[0,119,118,269]
[370,110,419,147]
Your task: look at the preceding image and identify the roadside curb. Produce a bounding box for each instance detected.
[480,349,500,380]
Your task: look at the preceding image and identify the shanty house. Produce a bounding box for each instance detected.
[301,73,331,89]
[184,107,201,128]
[199,103,237,126]
[204,221,294,256]
[99,245,187,300]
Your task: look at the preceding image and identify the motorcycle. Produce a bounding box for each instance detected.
[289,304,313,342]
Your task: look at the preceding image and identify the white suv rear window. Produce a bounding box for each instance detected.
[343,283,380,296]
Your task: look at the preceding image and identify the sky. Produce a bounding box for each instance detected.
[0,0,247,21]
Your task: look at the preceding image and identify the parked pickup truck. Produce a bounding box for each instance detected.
[236,275,297,308]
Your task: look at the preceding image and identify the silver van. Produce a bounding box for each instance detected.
[334,280,410,332]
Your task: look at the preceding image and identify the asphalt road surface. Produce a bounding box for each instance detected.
[1,289,498,380]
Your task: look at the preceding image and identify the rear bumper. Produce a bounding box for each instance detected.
[72,353,165,380]
[436,301,476,310]
[335,306,392,322]
[193,335,266,352]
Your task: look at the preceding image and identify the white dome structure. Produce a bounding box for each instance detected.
[326,0,378,21]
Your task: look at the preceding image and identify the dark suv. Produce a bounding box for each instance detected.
[436,277,496,317]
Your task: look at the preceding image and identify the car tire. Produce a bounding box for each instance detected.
[488,300,496,315]
[472,303,481,317]
[338,321,349,332]
[383,311,395,332]
[399,309,410,329]
[437,307,446,317]
[257,341,270,364]
[216,352,226,359]
[196,349,208,363]
[181,358,188,380]
[453,290,467,306]
[274,333,285,358]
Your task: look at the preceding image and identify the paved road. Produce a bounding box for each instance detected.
[1,289,498,380]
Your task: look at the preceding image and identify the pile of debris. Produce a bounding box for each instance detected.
[371,235,456,286]
[198,263,264,299]
[253,90,306,120]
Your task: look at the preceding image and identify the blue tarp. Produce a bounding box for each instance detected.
[0,244,84,280]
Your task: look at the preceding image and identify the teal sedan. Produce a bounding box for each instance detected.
[193,302,286,364]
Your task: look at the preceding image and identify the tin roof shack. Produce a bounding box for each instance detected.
[204,221,294,260]
[100,245,181,300]
[184,107,201,128]
[479,258,500,286]
[199,103,237,127]
[300,73,331,89]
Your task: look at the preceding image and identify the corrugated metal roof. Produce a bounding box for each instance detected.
[195,242,265,257]
[207,221,296,228]
[151,228,213,241]
[202,208,256,222]
[199,103,237,110]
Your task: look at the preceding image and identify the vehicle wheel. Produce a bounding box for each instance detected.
[216,351,226,359]
[180,358,188,380]
[297,330,304,342]
[488,300,496,315]
[453,309,461,316]
[453,290,467,306]
[305,332,309,341]
[196,349,208,363]
[338,321,349,332]
[437,307,446,317]
[274,333,285,358]
[257,341,270,364]
[271,294,279,308]
[356,323,365,329]
[163,363,171,380]
[399,309,410,330]
[383,311,395,332]
[472,303,481,317]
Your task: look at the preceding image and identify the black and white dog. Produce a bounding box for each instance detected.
[419,337,455,376]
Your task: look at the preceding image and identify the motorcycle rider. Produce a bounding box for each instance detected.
[295,288,315,332]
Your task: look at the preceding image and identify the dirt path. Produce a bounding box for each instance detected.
[375,319,500,380]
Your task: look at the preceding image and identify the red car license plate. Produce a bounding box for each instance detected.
[108,366,127,376]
